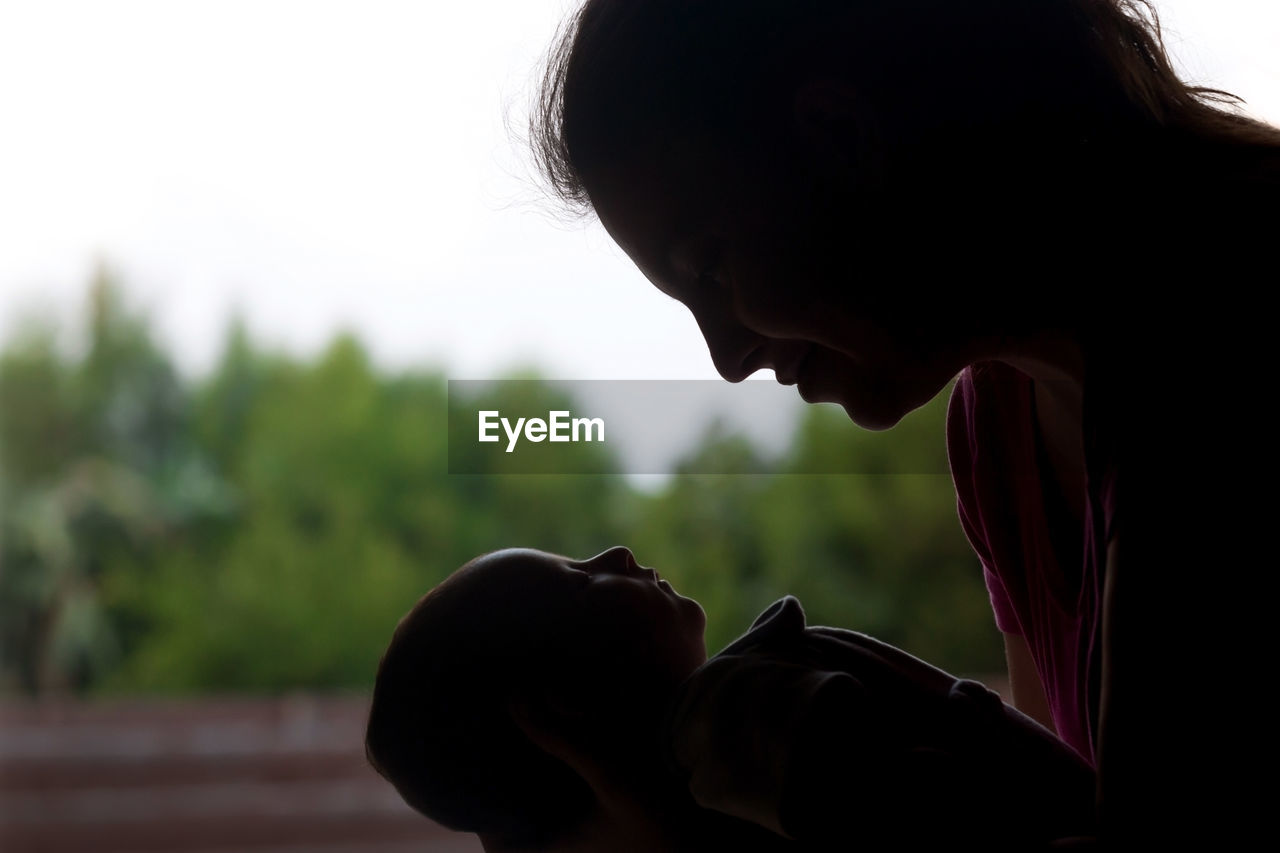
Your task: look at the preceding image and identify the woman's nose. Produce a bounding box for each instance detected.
[689,301,764,383]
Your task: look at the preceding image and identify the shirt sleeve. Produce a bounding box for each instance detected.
[947,371,1021,636]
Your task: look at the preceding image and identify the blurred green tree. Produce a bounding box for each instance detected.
[0,270,221,693]
[756,398,1001,672]
[0,274,1001,696]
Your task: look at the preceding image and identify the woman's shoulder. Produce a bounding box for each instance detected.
[947,361,1034,433]
[946,362,1037,493]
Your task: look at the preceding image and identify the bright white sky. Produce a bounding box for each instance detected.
[1,0,1277,382]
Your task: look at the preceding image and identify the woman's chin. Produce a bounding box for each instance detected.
[823,368,948,431]
[838,398,911,431]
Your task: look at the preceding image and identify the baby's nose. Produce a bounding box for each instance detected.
[588,545,638,574]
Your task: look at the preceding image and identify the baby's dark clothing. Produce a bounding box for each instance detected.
[663,596,1096,849]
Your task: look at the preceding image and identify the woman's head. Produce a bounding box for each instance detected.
[535,0,1274,212]
[365,547,706,848]
[531,0,1280,428]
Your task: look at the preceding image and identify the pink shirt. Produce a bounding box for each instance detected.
[947,362,1116,764]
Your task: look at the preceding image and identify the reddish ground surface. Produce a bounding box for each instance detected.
[2,679,1009,852]
[0,695,482,853]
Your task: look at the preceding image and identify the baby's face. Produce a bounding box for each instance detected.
[462,547,708,698]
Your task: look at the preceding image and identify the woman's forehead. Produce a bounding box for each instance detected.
[587,139,767,293]
[587,162,701,299]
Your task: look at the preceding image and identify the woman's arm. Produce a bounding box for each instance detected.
[668,645,1096,847]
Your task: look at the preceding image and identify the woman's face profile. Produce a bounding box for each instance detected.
[584,134,974,430]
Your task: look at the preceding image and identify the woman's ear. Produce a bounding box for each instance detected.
[791,78,882,184]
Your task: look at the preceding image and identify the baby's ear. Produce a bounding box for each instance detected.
[478,830,549,853]
[510,687,590,734]
[509,697,621,810]
[478,831,516,852]
[508,695,589,766]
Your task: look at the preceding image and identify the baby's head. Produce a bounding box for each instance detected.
[365,546,706,850]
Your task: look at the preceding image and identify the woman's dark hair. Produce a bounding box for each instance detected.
[364,568,594,849]
[531,0,1280,215]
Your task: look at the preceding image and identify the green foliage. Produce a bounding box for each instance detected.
[0,270,193,693]
[0,275,1001,696]
[754,398,1001,670]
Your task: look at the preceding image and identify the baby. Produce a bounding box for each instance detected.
[365,547,1096,852]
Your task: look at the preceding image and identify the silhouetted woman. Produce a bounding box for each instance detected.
[530,0,1279,846]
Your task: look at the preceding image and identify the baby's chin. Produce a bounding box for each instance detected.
[680,594,708,639]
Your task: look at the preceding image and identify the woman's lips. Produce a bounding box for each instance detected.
[796,350,832,404]
[773,345,814,384]
[774,346,813,386]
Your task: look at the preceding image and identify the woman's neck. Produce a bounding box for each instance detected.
[999,331,1088,520]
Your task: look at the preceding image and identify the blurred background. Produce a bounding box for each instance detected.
[2,2,1275,850]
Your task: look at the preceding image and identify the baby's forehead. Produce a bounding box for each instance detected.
[465,548,571,583]
[410,549,573,622]
[474,546,561,566]
[394,550,574,643]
